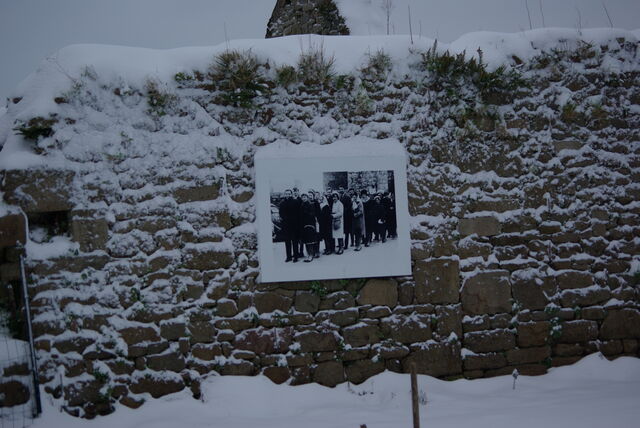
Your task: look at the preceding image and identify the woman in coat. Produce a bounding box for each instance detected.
[331,193,344,254]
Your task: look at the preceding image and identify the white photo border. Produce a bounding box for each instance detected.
[255,140,411,283]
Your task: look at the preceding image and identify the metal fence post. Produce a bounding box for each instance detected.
[19,255,42,417]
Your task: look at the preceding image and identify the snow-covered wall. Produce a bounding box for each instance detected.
[0,30,639,418]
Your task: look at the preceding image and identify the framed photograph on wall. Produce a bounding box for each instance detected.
[255,137,411,283]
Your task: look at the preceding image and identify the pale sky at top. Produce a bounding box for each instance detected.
[0,0,639,103]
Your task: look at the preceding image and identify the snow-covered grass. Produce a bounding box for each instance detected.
[34,353,640,428]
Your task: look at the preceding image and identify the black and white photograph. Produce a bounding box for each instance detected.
[255,139,411,283]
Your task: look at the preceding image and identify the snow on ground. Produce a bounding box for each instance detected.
[33,354,640,428]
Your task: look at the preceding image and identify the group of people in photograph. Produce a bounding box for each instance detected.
[276,187,397,263]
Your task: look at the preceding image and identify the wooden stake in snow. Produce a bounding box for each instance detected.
[411,362,420,428]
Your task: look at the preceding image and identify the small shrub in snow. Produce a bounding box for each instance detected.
[13,116,58,142]
[419,41,527,98]
[361,49,392,82]
[276,64,297,87]
[209,49,270,108]
[297,46,336,86]
[174,71,193,83]
[145,79,179,117]
[560,102,579,123]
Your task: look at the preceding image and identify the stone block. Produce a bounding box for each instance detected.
[173,183,220,203]
[553,140,582,153]
[556,271,594,290]
[263,366,290,384]
[128,341,169,358]
[118,325,160,346]
[458,238,492,259]
[357,278,398,307]
[0,214,26,248]
[313,361,345,387]
[463,352,507,370]
[191,343,223,361]
[365,306,392,319]
[216,299,238,317]
[130,373,185,398]
[343,323,380,347]
[558,320,598,343]
[146,351,186,372]
[458,216,500,237]
[160,321,186,341]
[70,217,109,252]
[464,329,516,353]
[294,291,320,313]
[413,258,460,304]
[506,346,551,364]
[398,282,414,306]
[120,395,145,409]
[517,322,550,347]
[345,359,385,384]
[461,270,511,315]
[380,314,432,344]
[188,321,216,343]
[235,327,293,354]
[560,287,610,307]
[598,340,623,356]
[402,342,462,377]
[254,292,292,314]
[2,169,74,212]
[435,305,463,339]
[511,270,556,310]
[294,331,340,352]
[553,343,584,357]
[600,309,640,340]
[218,361,255,376]
[315,308,359,327]
[182,244,234,270]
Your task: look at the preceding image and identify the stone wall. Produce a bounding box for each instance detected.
[0,36,639,418]
[266,0,349,38]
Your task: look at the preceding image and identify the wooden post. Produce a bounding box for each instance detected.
[411,362,420,428]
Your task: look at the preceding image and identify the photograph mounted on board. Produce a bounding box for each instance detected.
[255,139,411,283]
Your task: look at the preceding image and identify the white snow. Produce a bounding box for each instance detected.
[30,353,640,428]
[2,27,639,159]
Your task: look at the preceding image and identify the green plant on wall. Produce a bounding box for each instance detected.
[13,116,58,142]
[310,281,328,298]
[209,49,270,108]
[145,79,179,117]
[297,45,336,86]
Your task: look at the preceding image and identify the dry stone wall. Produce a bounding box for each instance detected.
[266,0,349,38]
[0,36,639,417]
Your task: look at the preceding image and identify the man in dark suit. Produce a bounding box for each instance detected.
[279,189,298,262]
[292,187,303,259]
[362,190,375,247]
[341,188,352,250]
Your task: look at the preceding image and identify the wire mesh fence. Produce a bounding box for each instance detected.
[1,255,41,428]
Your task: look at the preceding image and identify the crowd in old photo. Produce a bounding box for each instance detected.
[274,187,397,263]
